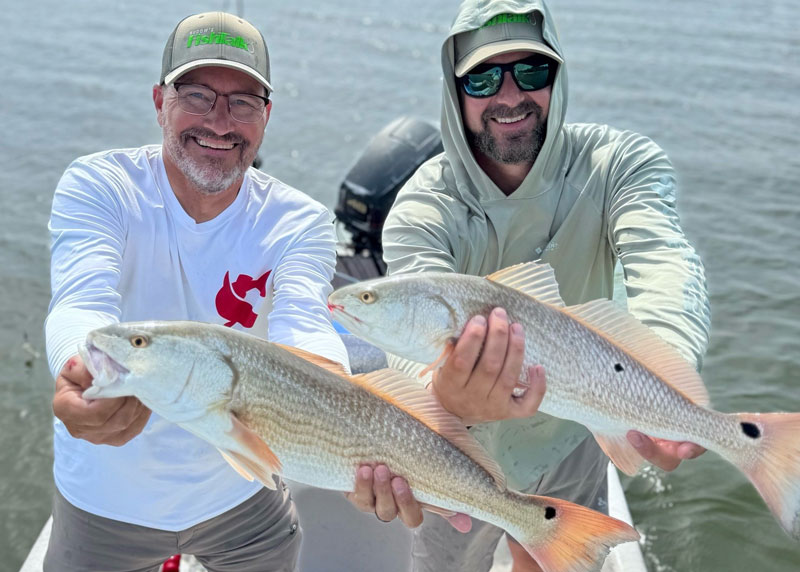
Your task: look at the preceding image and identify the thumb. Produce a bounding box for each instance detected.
[61,356,94,390]
[447,513,472,533]
[626,431,682,471]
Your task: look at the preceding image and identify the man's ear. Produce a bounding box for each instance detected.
[263,99,273,130]
[153,84,165,127]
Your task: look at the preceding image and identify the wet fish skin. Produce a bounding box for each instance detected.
[80,320,638,572]
[328,261,800,540]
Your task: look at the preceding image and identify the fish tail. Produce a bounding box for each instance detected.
[732,412,800,540]
[508,493,639,572]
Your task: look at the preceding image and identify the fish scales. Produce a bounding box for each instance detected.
[225,334,509,519]
[81,319,640,572]
[328,262,800,540]
[494,277,725,445]
[420,276,713,439]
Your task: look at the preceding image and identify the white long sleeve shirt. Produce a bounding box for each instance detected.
[45,145,349,530]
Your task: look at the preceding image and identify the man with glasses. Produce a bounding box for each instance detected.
[348,1,710,570]
[44,12,348,571]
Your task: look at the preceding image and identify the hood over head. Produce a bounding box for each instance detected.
[441,0,568,207]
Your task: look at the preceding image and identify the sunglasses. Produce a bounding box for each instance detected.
[460,55,557,98]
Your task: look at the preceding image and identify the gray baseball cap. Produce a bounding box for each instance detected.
[161,12,273,93]
[454,12,562,77]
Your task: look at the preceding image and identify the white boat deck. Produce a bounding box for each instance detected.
[19,464,646,572]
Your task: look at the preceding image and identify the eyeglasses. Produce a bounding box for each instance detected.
[171,83,270,123]
[460,55,557,98]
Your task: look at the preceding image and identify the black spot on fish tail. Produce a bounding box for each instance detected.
[741,422,761,439]
[614,363,624,372]
[544,506,556,520]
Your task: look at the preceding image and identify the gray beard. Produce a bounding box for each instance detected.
[162,125,256,195]
[466,101,547,165]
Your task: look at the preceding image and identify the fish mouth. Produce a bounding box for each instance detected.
[327,303,364,325]
[79,342,130,400]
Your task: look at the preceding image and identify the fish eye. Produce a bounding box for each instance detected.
[359,291,376,304]
[130,335,149,348]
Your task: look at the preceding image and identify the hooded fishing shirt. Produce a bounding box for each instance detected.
[383,0,711,491]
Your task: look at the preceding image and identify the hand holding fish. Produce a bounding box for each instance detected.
[329,261,800,540]
[430,308,546,425]
[626,431,706,472]
[52,354,151,446]
[347,464,473,532]
[347,465,423,527]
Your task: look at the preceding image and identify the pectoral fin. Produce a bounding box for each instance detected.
[221,415,283,490]
[419,341,454,378]
[592,431,645,476]
[420,503,458,518]
[218,449,255,482]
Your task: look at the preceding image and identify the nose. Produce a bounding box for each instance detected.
[494,70,525,105]
[204,95,237,135]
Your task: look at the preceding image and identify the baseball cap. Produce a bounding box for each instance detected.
[454,12,562,77]
[161,11,273,93]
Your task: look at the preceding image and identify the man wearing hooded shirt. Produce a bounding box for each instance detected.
[346,1,711,571]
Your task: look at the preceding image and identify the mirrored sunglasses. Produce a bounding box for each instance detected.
[460,55,557,98]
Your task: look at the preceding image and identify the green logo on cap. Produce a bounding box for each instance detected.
[187,32,249,50]
[481,13,532,28]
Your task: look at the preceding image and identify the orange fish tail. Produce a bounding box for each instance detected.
[733,412,800,540]
[512,494,639,572]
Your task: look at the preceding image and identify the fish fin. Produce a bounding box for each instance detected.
[274,343,350,377]
[228,450,278,490]
[734,412,800,540]
[351,368,507,490]
[226,415,282,490]
[419,341,454,378]
[485,261,565,307]
[420,503,457,518]
[388,355,428,379]
[591,432,645,476]
[563,299,709,406]
[514,494,639,572]
[217,448,255,482]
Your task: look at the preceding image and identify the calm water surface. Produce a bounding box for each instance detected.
[2,1,798,570]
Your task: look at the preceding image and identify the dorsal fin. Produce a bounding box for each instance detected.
[275,343,350,377]
[563,299,709,406]
[350,368,507,490]
[388,354,428,379]
[485,261,565,307]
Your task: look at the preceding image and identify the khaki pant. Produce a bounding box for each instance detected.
[410,436,609,572]
[44,484,301,572]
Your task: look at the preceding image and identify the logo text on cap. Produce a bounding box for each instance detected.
[481,13,533,28]
[187,32,249,50]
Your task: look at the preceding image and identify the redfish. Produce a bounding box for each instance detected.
[328,261,800,540]
[80,320,638,572]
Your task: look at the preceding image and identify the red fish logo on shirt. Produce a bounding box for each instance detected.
[215,270,272,328]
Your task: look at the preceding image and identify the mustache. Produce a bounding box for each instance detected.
[180,128,246,146]
[481,100,543,124]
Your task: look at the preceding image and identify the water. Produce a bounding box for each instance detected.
[2,0,798,570]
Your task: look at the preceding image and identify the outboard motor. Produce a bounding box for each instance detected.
[334,117,443,285]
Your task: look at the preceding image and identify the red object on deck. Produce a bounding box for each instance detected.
[162,554,181,572]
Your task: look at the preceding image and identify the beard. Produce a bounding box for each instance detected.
[162,124,260,195]
[465,100,547,165]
